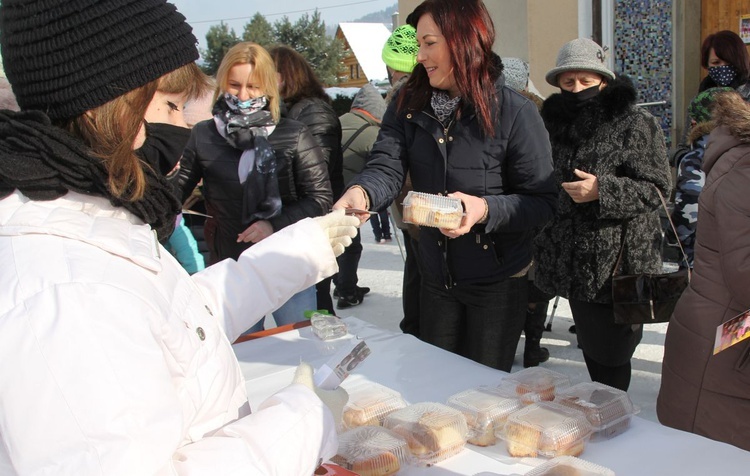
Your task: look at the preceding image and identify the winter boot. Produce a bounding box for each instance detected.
[524,304,550,368]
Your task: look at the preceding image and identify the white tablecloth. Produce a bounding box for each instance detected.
[233,317,750,475]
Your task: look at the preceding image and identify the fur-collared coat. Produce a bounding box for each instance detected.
[658,91,750,451]
[533,77,672,303]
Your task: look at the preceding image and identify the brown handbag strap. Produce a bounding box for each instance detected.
[613,188,692,280]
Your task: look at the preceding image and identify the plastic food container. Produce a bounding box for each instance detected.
[382,402,469,466]
[310,313,348,340]
[446,386,524,447]
[554,381,638,440]
[341,382,409,430]
[499,367,572,405]
[525,455,616,476]
[402,191,463,230]
[499,401,593,458]
[332,426,413,476]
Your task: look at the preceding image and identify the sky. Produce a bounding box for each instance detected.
[171,0,396,55]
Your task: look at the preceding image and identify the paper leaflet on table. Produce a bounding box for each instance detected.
[713,308,750,354]
[313,338,371,390]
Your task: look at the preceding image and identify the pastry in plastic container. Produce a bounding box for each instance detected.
[382,402,469,466]
[499,367,571,405]
[499,401,593,458]
[446,386,524,447]
[402,191,463,230]
[525,455,616,476]
[341,382,408,430]
[331,426,412,476]
[554,381,638,440]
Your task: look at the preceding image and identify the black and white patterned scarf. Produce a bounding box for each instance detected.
[430,90,462,125]
[213,94,281,225]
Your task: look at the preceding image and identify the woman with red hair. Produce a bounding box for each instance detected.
[335,0,557,371]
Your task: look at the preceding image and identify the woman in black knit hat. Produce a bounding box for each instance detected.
[0,1,357,474]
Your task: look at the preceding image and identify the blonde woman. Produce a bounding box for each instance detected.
[176,42,333,331]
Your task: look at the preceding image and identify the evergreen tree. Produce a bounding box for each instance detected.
[200,11,345,85]
[242,13,274,47]
[200,22,239,76]
[273,12,345,85]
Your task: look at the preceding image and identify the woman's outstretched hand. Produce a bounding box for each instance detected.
[333,186,372,225]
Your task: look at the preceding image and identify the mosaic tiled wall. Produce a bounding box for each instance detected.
[614,0,673,146]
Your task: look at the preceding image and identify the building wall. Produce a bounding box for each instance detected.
[527,0,578,97]
[613,0,674,145]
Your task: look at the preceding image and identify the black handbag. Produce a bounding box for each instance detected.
[611,190,691,324]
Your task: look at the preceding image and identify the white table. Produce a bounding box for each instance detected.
[233,317,750,475]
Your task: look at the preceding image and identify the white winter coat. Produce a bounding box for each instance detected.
[0,191,339,476]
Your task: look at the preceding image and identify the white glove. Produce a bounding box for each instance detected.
[313,209,359,257]
[293,362,349,424]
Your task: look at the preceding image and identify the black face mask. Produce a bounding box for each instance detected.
[136,122,191,176]
[560,84,602,109]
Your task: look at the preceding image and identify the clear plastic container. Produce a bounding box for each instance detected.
[382,402,469,466]
[311,313,348,340]
[526,455,616,476]
[554,381,638,440]
[332,426,413,476]
[499,367,571,405]
[446,386,524,447]
[499,401,593,458]
[402,191,463,230]
[341,382,409,430]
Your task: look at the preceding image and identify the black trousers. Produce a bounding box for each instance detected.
[568,299,643,391]
[399,232,422,337]
[332,229,363,296]
[420,275,527,371]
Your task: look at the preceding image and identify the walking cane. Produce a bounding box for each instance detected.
[544,296,561,331]
[389,212,407,263]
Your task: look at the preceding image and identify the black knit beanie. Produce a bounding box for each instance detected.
[0,0,199,121]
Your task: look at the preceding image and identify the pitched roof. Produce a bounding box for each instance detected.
[338,22,392,82]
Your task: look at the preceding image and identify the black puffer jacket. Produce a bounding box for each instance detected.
[533,76,672,303]
[352,71,557,286]
[176,116,332,264]
[287,97,345,199]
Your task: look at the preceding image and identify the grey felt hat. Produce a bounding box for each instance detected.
[545,38,615,87]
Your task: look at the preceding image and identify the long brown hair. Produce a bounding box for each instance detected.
[400,0,498,137]
[60,62,208,201]
[214,42,281,121]
[269,45,331,105]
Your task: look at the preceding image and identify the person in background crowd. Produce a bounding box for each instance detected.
[658,90,750,452]
[671,87,732,269]
[333,82,384,309]
[534,38,671,391]
[335,0,557,371]
[381,23,423,337]
[698,30,750,99]
[176,42,333,332]
[270,45,345,315]
[0,0,359,473]
[502,57,552,368]
[369,207,392,243]
[671,30,750,169]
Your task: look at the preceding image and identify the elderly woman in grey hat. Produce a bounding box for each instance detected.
[532,38,672,391]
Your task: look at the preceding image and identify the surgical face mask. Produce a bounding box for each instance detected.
[136,121,191,176]
[560,84,602,109]
[708,65,737,87]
